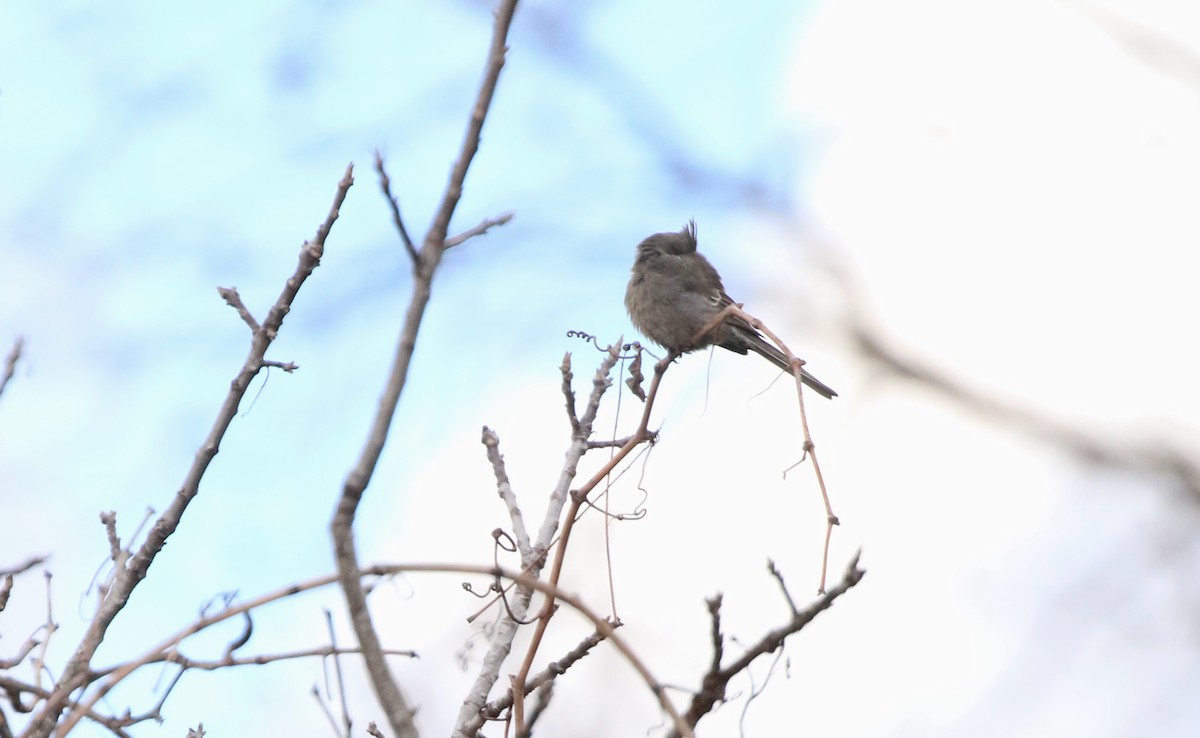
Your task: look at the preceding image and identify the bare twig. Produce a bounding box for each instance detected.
[260,360,298,373]
[561,353,581,435]
[153,644,416,673]
[215,287,260,333]
[324,609,352,738]
[444,211,515,249]
[29,164,354,738]
[767,559,799,616]
[32,572,56,695]
[0,556,46,578]
[99,512,121,565]
[736,644,786,735]
[482,427,532,556]
[373,150,418,262]
[0,634,39,669]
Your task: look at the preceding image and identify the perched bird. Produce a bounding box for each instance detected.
[625,221,837,399]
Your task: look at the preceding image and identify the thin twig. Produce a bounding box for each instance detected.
[215,287,260,333]
[0,634,39,669]
[766,560,799,616]
[324,609,352,738]
[0,555,47,578]
[482,427,532,556]
[561,353,580,435]
[373,151,417,262]
[261,360,299,373]
[154,644,417,672]
[444,211,515,249]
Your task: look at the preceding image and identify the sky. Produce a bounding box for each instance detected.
[3,0,1200,736]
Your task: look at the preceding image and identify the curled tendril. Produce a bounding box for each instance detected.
[492,528,517,553]
[462,580,499,598]
[497,585,539,625]
[565,329,599,347]
[566,331,649,361]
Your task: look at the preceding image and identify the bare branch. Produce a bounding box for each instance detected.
[0,555,46,578]
[159,644,416,672]
[422,1,519,262]
[27,163,355,738]
[0,633,39,669]
[329,4,522,738]
[671,553,866,737]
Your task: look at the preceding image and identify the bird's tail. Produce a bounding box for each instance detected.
[746,334,838,399]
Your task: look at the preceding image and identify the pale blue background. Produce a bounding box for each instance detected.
[3,1,1199,736]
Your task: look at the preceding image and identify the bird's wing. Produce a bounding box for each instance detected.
[716,288,767,337]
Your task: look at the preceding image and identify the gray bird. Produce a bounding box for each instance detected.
[625,221,837,399]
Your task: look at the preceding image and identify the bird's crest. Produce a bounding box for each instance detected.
[682,219,697,247]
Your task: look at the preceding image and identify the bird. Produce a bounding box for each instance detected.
[624,220,837,399]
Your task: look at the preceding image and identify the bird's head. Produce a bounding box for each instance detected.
[634,220,698,262]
